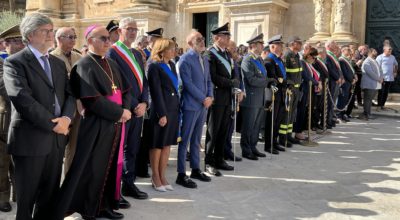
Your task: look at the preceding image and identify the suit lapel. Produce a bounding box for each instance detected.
[24,48,54,88]
[49,55,59,91]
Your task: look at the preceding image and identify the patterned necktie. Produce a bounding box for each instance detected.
[41,55,61,116]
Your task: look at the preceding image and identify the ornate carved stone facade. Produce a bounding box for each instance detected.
[24,0,367,47]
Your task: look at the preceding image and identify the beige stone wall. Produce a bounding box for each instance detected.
[283,0,314,42]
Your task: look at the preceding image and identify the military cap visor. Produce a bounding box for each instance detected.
[287,36,304,44]
[146,28,163,37]
[106,20,119,33]
[268,34,284,44]
[246,33,264,44]
[211,22,231,35]
[0,25,21,40]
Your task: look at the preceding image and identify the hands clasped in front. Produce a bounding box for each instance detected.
[52,117,71,135]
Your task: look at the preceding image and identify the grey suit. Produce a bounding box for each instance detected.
[3,47,75,220]
[361,57,382,117]
[240,53,270,156]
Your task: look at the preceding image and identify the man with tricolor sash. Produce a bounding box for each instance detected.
[107,17,149,202]
[240,33,275,160]
[325,40,343,128]
[338,45,356,122]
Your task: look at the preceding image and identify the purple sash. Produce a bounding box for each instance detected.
[106,89,125,200]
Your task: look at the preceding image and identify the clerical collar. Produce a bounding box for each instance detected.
[88,51,105,59]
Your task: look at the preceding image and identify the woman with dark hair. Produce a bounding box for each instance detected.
[147,38,180,192]
[294,47,321,140]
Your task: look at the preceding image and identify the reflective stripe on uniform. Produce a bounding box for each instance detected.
[294,84,300,88]
[279,129,287,134]
[285,67,303,73]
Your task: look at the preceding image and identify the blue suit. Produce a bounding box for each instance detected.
[106,46,149,184]
[177,48,213,174]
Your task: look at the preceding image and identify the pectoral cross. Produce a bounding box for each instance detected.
[112,83,117,94]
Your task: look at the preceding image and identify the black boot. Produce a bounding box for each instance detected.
[279,135,292,148]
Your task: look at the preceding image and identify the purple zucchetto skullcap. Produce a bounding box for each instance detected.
[85,24,101,39]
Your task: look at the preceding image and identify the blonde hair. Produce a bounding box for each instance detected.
[150,38,175,62]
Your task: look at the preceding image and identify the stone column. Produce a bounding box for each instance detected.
[309,0,332,42]
[38,0,61,18]
[331,0,357,43]
[132,0,162,8]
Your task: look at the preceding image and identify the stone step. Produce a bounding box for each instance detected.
[388,93,400,101]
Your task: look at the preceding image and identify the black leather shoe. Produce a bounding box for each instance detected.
[215,161,234,171]
[274,145,286,152]
[122,182,148,200]
[190,169,211,182]
[176,174,197,188]
[243,153,258,160]
[97,209,124,219]
[119,196,131,209]
[287,135,300,144]
[279,139,292,148]
[225,153,242,162]
[206,165,222,176]
[252,149,266,157]
[0,202,11,212]
[265,148,279,154]
[136,173,151,178]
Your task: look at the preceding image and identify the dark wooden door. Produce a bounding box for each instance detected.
[366,0,400,92]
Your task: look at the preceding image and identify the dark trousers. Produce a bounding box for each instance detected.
[224,117,234,158]
[14,144,64,220]
[346,87,356,116]
[355,73,363,104]
[123,116,144,184]
[205,105,231,165]
[327,81,337,124]
[337,82,351,115]
[378,81,392,107]
[240,107,264,155]
[136,118,150,177]
[265,91,283,149]
[293,88,308,133]
[363,89,377,117]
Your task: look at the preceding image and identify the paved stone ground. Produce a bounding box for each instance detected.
[1,117,400,220]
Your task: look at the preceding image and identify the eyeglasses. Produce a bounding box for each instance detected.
[195,37,205,43]
[92,36,110,43]
[36,28,54,35]
[123,27,139,33]
[60,35,77,40]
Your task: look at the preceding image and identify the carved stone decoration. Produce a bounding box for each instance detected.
[333,0,352,33]
[309,0,332,42]
[331,0,357,43]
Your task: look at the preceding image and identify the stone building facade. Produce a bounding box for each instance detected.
[23,0,372,49]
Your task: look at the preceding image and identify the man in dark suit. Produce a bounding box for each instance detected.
[176,31,213,188]
[106,17,149,202]
[240,33,274,160]
[205,23,239,176]
[3,13,75,220]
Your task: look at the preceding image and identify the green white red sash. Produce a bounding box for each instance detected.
[339,55,355,75]
[327,50,341,70]
[112,41,144,92]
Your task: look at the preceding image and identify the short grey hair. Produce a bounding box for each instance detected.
[133,35,147,47]
[324,39,336,49]
[119,17,136,29]
[20,13,53,43]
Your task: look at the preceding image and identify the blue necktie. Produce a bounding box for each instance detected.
[41,55,61,116]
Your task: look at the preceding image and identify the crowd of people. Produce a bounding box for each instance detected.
[0,12,398,220]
